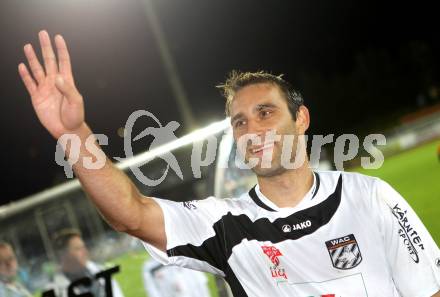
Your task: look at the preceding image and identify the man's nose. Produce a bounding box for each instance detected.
[246,119,265,136]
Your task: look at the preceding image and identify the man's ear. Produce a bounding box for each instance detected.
[295,106,310,134]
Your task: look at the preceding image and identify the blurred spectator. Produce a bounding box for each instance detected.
[45,229,124,297]
[0,241,32,297]
[142,258,210,297]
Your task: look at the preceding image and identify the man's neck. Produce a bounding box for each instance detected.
[61,261,89,280]
[257,163,313,208]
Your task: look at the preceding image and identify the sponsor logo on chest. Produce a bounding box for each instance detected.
[282,220,312,233]
[392,203,424,263]
[182,201,197,210]
[261,245,289,283]
[325,234,362,270]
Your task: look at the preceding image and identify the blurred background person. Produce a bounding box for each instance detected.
[142,258,210,297]
[45,229,124,297]
[0,241,32,297]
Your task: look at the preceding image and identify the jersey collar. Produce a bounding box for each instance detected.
[248,172,321,212]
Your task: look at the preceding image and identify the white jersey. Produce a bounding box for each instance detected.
[143,170,440,297]
[142,258,210,297]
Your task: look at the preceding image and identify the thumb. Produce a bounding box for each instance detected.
[55,75,81,103]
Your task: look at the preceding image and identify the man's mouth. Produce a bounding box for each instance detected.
[249,143,275,157]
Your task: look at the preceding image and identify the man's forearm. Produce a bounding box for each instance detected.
[67,123,144,232]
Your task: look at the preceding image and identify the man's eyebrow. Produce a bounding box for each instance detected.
[231,112,244,124]
[255,103,278,111]
[231,103,279,123]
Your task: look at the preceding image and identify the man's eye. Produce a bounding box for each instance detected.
[235,120,245,128]
[260,110,272,117]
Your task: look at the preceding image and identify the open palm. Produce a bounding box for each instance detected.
[18,30,84,139]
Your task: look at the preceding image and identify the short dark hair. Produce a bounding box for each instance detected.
[52,228,82,256]
[217,70,304,120]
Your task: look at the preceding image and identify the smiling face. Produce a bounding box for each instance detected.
[230,83,309,177]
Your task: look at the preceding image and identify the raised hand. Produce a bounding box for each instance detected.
[18,30,85,139]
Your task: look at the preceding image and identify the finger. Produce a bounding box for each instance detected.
[18,63,37,96]
[55,35,74,83]
[38,30,58,76]
[23,44,45,84]
[55,75,82,105]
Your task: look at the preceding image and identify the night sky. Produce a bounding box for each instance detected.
[0,0,438,205]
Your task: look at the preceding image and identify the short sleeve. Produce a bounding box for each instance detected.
[374,178,440,297]
[142,197,227,277]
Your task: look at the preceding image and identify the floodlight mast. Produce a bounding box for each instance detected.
[141,0,197,131]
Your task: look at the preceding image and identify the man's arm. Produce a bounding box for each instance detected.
[373,178,440,296]
[433,291,440,297]
[67,124,166,249]
[18,30,166,250]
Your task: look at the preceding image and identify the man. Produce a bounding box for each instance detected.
[18,31,440,296]
[45,229,124,297]
[0,242,32,297]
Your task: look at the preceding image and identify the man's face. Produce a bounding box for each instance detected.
[230,83,309,177]
[63,236,89,271]
[0,245,18,282]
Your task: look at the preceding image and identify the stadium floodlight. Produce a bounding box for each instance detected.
[116,117,230,169]
[0,118,231,220]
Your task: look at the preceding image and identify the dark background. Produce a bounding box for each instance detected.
[0,0,438,205]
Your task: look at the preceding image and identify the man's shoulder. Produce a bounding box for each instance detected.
[0,281,7,293]
[195,194,254,212]
[317,170,380,189]
[44,272,69,294]
[315,170,384,209]
[86,260,103,274]
[0,281,31,297]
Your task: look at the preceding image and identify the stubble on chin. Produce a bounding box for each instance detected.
[252,165,287,178]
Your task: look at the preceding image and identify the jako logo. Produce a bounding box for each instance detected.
[282,225,291,232]
[282,220,312,232]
